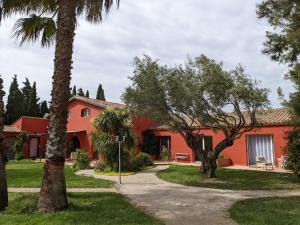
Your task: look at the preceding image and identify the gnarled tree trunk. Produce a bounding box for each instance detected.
[204,137,234,178]
[0,77,7,211]
[37,0,77,212]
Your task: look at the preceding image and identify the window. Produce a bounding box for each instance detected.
[81,108,90,117]
[67,111,72,119]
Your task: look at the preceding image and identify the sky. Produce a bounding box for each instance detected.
[0,0,293,107]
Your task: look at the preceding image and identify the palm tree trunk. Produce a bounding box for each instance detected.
[37,0,77,212]
[0,77,8,211]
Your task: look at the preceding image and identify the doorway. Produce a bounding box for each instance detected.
[247,135,274,165]
[29,137,39,159]
[67,136,81,158]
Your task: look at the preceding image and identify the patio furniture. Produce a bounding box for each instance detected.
[279,155,287,172]
[175,153,191,162]
[256,156,273,170]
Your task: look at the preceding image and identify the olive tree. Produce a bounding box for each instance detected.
[123,55,269,178]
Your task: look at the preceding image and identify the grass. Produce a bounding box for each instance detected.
[6,160,114,188]
[230,197,300,225]
[157,165,300,190]
[0,193,164,225]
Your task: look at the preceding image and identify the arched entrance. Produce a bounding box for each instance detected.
[67,136,81,158]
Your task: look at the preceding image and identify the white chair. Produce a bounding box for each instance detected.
[256,156,273,170]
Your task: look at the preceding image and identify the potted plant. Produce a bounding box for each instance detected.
[216,154,232,167]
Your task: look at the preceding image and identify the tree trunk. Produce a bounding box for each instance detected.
[0,151,8,211]
[37,0,77,212]
[205,138,234,178]
[0,77,7,211]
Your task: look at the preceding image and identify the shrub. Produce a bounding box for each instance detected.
[132,152,153,171]
[286,130,300,177]
[94,161,108,172]
[161,146,170,161]
[13,140,23,160]
[73,149,90,170]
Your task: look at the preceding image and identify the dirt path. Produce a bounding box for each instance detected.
[77,166,300,225]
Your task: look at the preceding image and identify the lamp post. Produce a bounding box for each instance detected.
[115,135,126,184]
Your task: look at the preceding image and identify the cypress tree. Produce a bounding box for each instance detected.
[39,101,49,117]
[22,78,32,116]
[5,75,23,124]
[71,85,77,96]
[0,76,8,211]
[77,88,85,97]
[85,90,90,98]
[96,84,105,101]
[28,82,40,117]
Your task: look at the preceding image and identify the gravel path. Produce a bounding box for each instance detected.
[77,166,300,225]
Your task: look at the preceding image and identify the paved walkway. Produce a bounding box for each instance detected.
[8,188,117,193]
[77,166,300,225]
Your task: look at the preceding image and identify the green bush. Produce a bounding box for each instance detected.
[73,149,90,170]
[132,152,153,171]
[94,161,108,172]
[13,140,23,160]
[161,146,170,161]
[286,130,300,177]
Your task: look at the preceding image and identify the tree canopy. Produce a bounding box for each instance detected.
[123,55,269,177]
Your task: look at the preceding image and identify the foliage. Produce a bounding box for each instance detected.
[0,193,163,225]
[257,1,300,177]
[85,90,89,98]
[5,75,23,124]
[71,85,77,96]
[39,100,49,117]
[13,140,23,160]
[92,108,136,172]
[132,152,153,171]
[73,149,90,170]
[123,55,269,178]
[230,197,300,225]
[96,83,106,101]
[161,146,171,161]
[6,160,114,188]
[77,88,85,97]
[94,161,108,172]
[285,130,300,177]
[27,82,40,117]
[157,165,300,190]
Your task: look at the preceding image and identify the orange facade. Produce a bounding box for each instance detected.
[154,125,292,166]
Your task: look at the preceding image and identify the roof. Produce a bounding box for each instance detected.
[151,108,292,130]
[69,96,125,109]
[4,125,21,133]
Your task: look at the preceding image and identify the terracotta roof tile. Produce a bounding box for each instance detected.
[69,96,125,109]
[4,125,21,133]
[151,108,291,130]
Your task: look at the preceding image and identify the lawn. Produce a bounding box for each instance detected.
[230,197,300,225]
[6,160,114,188]
[0,193,164,225]
[157,165,300,190]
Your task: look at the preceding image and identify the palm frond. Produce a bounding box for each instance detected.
[12,14,56,47]
[0,0,58,19]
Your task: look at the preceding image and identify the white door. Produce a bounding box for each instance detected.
[247,135,274,165]
[29,138,39,158]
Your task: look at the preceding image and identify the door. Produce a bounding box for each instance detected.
[247,135,274,165]
[195,136,213,161]
[29,138,39,158]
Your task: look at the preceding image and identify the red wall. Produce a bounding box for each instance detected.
[154,125,292,166]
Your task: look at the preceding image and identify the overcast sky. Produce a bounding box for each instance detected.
[0,0,293,107]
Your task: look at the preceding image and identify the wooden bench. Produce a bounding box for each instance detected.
[175,153,191,162]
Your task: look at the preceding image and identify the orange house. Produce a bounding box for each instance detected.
[8,96,292,167]
[11,96,155,159]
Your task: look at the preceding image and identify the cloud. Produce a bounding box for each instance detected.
[0,0,293,107]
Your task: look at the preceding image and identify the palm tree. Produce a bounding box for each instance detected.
[0,77,7,211]
[0,0,120,212]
